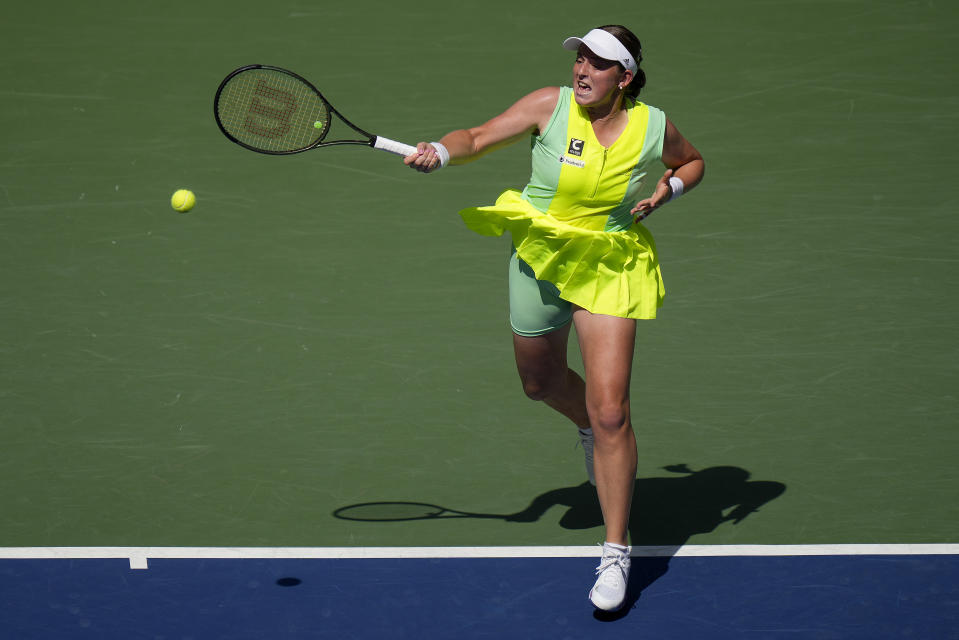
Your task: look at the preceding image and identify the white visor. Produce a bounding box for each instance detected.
[562,28,637,75]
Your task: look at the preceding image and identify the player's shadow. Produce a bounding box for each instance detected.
[333,464,785,619]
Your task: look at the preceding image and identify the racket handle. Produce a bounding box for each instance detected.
[373,136,418,157]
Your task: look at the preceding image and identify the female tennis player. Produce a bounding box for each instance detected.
[405,25,704,612]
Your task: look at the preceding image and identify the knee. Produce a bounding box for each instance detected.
[519,371,563,402]
[588,400,630,434]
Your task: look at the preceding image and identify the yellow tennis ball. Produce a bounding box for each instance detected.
[171,189,196,212]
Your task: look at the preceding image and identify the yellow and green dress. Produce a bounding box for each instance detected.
[459,86,668,320]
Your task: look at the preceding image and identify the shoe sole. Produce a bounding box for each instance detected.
[589,588,625,612]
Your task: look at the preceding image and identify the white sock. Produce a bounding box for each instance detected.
[604,542,628,552]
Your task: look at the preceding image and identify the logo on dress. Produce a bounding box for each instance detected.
[567,138,585,156]
[558,155,585,168]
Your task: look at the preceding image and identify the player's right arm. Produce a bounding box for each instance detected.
[405,87,560,173]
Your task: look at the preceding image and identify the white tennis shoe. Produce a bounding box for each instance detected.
[589,543,630,611]
[578,428,595,486]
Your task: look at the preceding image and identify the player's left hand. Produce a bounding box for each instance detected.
[631,169,675,222]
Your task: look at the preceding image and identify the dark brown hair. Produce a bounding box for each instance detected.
[598,24,646,99]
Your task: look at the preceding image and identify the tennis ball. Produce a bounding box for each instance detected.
[313,120,324,129]
[171,189,196,213]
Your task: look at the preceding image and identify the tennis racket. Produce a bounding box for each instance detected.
[214,64,417,157]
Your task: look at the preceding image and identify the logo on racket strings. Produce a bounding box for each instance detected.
[244,80,297,139]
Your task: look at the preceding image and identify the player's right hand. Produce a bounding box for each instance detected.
[405,142,441,173]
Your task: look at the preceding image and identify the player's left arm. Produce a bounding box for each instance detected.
[632,119,705,218]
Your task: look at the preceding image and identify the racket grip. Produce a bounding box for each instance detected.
[373,136,418,157]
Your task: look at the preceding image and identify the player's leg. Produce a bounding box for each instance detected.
[509,250,590,426]
[572,307,637,610]
[512,326,589,429]
[572,307,637,545]
[509,250,595,483]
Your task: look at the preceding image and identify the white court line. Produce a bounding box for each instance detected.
[0,545,957,570]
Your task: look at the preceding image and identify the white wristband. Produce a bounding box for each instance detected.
[667,176,685,201]
[430,142,450,169]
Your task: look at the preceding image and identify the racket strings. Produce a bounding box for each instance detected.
[217,68,329,153]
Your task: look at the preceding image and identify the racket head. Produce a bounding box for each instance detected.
[214,65,333,155]
[333,502,459,522]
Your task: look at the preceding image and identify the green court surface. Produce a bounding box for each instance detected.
[1,0,957,551]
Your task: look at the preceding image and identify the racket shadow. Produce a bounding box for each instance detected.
[332,501,511,522]
[331,464,786,616]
